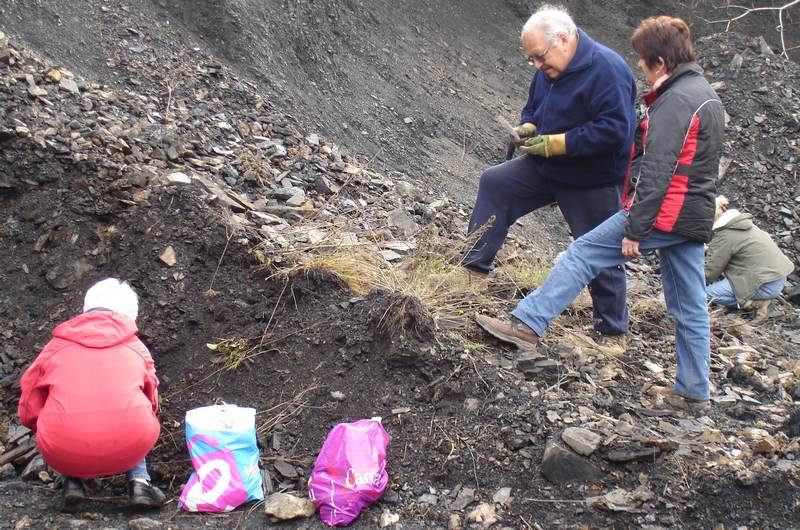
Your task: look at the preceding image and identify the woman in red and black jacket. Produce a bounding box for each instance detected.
[622,22,724,244]
[476,16,725,410]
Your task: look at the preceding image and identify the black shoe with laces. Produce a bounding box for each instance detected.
[63,477,86,508]
[128,479,166,508]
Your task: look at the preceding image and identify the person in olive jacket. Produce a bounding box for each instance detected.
[706,196,795,319]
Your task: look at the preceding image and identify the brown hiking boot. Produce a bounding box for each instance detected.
[744,299,771,323]
[475,315,539,349]
[442,266,489,288]
[595,334,627,357]
[648,385,709,412]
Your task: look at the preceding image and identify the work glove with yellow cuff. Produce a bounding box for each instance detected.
[511,122,537,147]
[519,133,567,158]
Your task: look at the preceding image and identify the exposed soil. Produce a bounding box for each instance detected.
[1,2,800,529]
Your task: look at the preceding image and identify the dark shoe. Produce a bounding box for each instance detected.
[129,479,166,508]
[63,477,86,508]
[476,315,539,349]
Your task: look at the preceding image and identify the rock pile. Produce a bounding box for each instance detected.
[0,424,49,483]
[697,32,800,272]
[0,31,473,263]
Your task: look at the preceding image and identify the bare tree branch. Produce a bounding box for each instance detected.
[705,0,800,59]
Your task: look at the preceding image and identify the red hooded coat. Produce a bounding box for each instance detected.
[18,311,160,478]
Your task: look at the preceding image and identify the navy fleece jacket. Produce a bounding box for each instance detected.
[520,29,637,188]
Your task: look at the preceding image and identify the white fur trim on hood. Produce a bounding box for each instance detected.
[713,208,741,230]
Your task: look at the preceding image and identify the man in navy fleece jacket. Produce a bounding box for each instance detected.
[464,4,636,352]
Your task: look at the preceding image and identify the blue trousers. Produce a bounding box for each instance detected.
[707,277,786,308]
[511,211,711,400]
[127,458,150,481]
[464,155,628,335]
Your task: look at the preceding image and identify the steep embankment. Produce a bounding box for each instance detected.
[2,0,797,251]
[1,1,800,528]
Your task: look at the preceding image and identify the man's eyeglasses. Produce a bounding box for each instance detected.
[526,43,552,66]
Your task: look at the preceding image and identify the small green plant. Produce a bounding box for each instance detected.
[207,338,250,371]
[427,257,458,274]
[250,248,286,269]
[462,340,486,352]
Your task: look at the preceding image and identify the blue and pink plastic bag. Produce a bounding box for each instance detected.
[308,418,390,526]
[178,405,264,512]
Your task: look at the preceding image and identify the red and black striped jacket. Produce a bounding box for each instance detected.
[622,62,724,243]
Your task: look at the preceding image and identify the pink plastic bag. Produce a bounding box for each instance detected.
[308,419,390,526]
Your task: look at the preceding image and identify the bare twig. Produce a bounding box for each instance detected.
[467,353,492,393]
[256,384,322,434]
[162,67,188,122]
[706,0,800,58]
[524,497,587,504]
[208,220,237,293]
[260,278,288,346]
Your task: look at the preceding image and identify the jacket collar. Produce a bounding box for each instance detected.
[561,29,595,76]
[713,208,741,230]
[642,61,704,106]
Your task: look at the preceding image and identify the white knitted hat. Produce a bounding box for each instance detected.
[83,278,139,321]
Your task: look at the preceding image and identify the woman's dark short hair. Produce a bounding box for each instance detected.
[631,16,697,73]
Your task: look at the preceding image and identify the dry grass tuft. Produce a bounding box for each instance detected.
[273,231,553,327]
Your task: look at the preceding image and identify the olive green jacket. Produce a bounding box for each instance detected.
[705,210,794,304]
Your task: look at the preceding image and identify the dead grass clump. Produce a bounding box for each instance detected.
[490,256,551,296]
[272,233,554,331]
[372,291,436,342]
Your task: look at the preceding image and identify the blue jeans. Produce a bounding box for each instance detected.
[707,277,786,308]
[511,210,710,400]
[127,458,150,482]
[464,155,628,335]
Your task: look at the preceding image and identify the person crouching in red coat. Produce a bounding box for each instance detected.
[18,278,166,508]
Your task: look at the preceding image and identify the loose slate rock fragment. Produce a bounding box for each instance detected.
[492,486,512,505]
[466,503,497,529]
[604,444,661,463]
[449,486,476,511]
[128,518,162,530]
[273,458,299,479]
[159,246,177,267]
[541,442,603,484]
[561,427,602,456]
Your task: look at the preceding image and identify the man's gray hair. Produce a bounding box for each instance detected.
[521,5,577,43]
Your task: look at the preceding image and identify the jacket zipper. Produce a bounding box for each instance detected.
[538,79,555,131]
[626,107,649,210]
